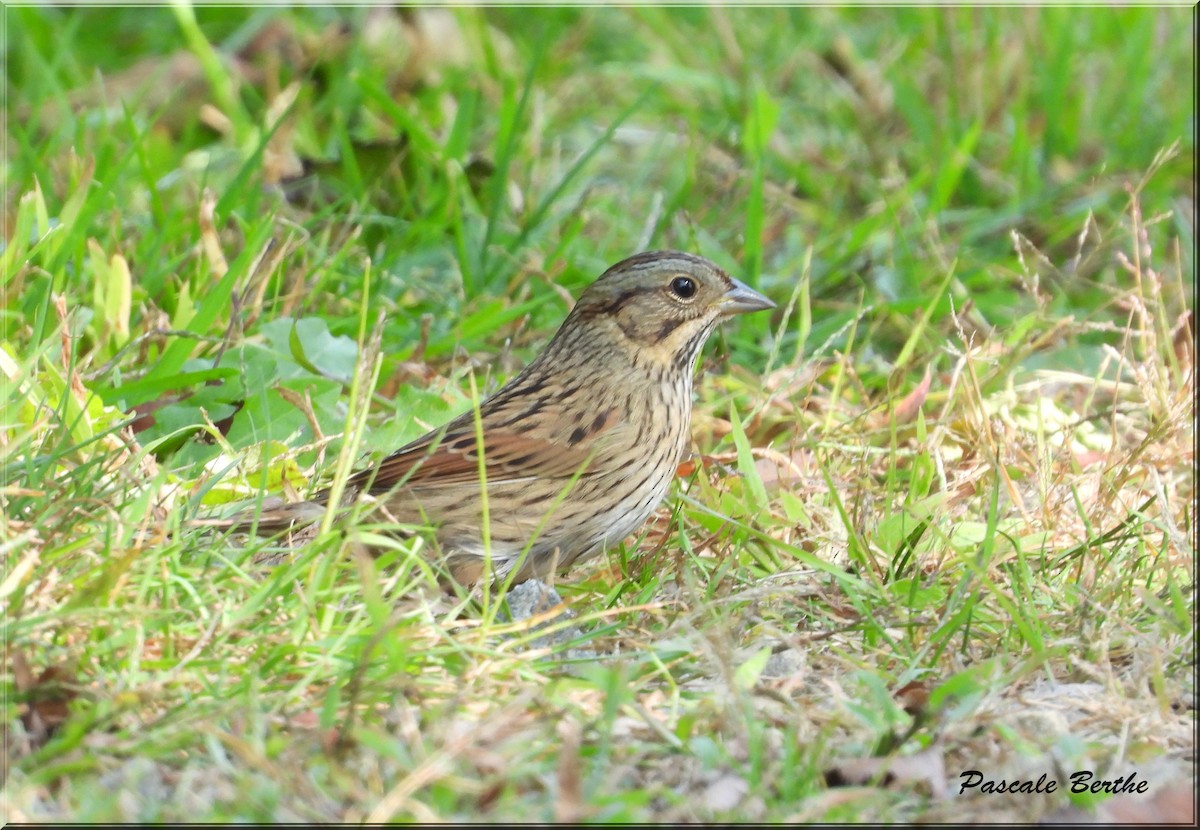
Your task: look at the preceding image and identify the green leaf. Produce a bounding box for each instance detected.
[728,402,768,512]
[1,187,40,286]
[269,317,359,382]
[931,119,982,214]
[98,368,239,409]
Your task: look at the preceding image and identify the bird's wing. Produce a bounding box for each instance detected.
[348,412,628,494]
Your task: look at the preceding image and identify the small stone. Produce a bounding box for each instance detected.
[701,772,749,812]
[500,579,595,659]
[503,578,566,621]
[763,648,805,678]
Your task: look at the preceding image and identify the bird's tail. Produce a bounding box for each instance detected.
[191,493,331,535]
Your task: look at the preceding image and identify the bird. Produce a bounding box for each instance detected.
[215,250,774,586]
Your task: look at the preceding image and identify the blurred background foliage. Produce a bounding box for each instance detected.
[4,5,1194,471]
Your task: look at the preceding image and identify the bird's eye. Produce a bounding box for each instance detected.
[670,276,697,299]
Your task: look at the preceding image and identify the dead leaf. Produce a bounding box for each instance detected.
[690,447,813,490]
[893,366,932,425]
[893,680,931,717]
[1100,778,1195,824]
[1042,778,1195,824]
[476,779,504,812]
[1074,449,1107,469]
[554,720,585,823]
[129,391,193,433]
[13,650,82,748]
[322,726,348,756]
[289,709,321,730]
[262,81,303,186]
[198,188,228,279]
[752,446,813,488]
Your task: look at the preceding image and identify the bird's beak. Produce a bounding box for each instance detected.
[720,278,776,315]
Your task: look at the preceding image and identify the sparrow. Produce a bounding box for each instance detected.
[216,250,774,585]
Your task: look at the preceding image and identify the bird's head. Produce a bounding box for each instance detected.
[565,250,775,371]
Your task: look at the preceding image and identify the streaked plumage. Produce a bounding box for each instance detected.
[223,251,774,584]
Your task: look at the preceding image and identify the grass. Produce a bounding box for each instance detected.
[3,5,1195,822]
